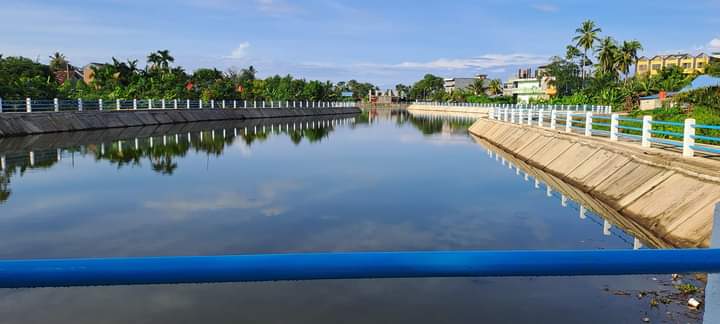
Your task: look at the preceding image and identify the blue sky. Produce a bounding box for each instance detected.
[2,0,719,87]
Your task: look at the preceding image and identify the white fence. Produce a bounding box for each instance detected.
[0,98,357,113]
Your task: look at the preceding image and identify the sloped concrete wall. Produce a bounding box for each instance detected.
[470,118,720,248]
[0,108,359,137]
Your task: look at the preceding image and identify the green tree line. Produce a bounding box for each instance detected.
[0,51,378,102]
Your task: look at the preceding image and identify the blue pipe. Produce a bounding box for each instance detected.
[1,249,719,288]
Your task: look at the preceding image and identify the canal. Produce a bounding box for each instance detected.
[0,109,703,323]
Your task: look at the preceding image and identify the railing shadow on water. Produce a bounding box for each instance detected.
[0,115,359,204]
[469,134,672,250]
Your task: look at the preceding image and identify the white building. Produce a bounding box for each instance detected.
[444,74,487,93]
[502,68,552,104]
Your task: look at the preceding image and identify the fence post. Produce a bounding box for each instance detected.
[610,114,619,141]
[116,99,121,110]
[527,109,533,125]
[538,109,544,127]
[199,100,204,109]
[26,98,32,112]
[211,100,215,109]
[78,98,83,111]
[186,99,190,109]
[233,100,237,109]
[565,112,572,132]
[584,112,593,136]
[174,99,178,109]
[550,110,557,130]
[161,99,166,109]
[99,99,103,111]
[222,100,226,109]
[149,99,153,109]
[54,98,60,112]
[683,118,695,158]
[641,115,652,148]
[510,109,516,123]
[0,98,3,113]
[133,99,138,110]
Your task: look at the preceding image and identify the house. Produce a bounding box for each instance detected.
[639,91,677,110]
[635,53,718,76]
[443,74,487,93]
[502,68,554,103]
[82,63,107,84]
[368,89,400,104]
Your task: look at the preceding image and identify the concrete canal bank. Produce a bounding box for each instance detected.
[469,118,720,248]
[0,107,359,137]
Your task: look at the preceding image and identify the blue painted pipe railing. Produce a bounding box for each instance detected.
[1,249,720,288]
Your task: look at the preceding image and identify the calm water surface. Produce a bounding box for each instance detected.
[0,109,703,323]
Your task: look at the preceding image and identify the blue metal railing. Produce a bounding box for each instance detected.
[1,249,719,288]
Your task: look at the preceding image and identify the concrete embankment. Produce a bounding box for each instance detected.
[407,104,490,116]
[469,118,720,248]
[0,107,359,137]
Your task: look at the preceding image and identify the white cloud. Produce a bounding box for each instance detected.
[710,38,720,50]
[531,4,559,13]
[358,53,551,70]
[255,0,298,15]
[225,42,251,59]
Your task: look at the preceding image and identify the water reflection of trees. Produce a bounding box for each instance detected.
[0,118,349,202]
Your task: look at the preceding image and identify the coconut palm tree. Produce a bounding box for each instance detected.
[487,79,502,95]
[617,40,643,80]
[147,52,162,71]
[572,20,602,79]
[596,37,619,77]
[157,50,174,70]
[467,79,485,95]
[48,52,68,71]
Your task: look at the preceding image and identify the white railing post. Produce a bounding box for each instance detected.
[186,99,190,109]
[565,112,572,132]
[222,100,226,109]
[26,98,32,112]
[99,98,103,111]
[0,98,3,113]
[199,100,204,109]
[683,118,696,158]
[550,110,557,130]
[54,98,60,112]
[527,109,533,125]
[538,109,544,127]
[148,99,153,109]
[641,115,652,148]
[133,99,138,110]
[211,100,215,109]
[510,109,516,123]
[233,100,237,109]
[77,98,83,111]
[174,99,178,109]
[584,112,593,136]
[610,114,619,141]
[116,99,121,110]
[161,99,166,109]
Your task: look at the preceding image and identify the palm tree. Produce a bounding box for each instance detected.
[617,40,643,80]
[147,52,162,71]
[572,20,602,79]
[487,79,502,95]
[157,50,174,70]
[596,37,619,77]
[467,79,485,95]
[48,52,68,71]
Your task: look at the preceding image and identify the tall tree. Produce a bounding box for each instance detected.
[617,40,643,80]
[596,36,620,77]
[467,79,485,95]
[48,52,68,71]
[487,79,503,96]
[572,20,602,79]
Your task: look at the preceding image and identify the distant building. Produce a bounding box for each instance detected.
[444,74,487,93]
[82,63,107,84]
[368,89,400,104]
[635,53,718,76]
[639,91,677,110]
[502,68,553,103]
